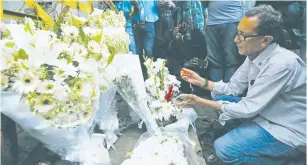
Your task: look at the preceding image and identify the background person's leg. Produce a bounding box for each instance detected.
[126,26,136,54]
[214,122,305,165]
[206,25,224,82]
[133,24,145,56]
[222,22,245,82]
[143,22,156,58]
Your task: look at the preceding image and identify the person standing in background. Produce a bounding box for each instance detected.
[174,0,205,31]
[206,1,245,83]
[114,0,137,54]
[154,0,177,58]
[131,0,158,58]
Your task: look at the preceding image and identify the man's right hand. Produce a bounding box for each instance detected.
[180,68,206,87]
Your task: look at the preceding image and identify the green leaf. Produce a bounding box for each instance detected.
[53,19,63,34]
[17,49,28,60]
[92,32,102,43]
[79,27,89,45]
[24,23,34,35]
[106,53,116,68]
[5,41,15,48]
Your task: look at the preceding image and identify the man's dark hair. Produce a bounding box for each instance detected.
[245,5,283,43]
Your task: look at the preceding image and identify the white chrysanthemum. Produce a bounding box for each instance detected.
[83,27,101,38]
[121,135,188,165]
[53,81,70,101]
[34,94,56,114]
[80,83,94,98]
[12,70,40,94]
[1,74,9,90]
[61,25,79,41]
[0,53,14,71]
[149,100,174,121]
[37,80,56,94]
[78,58,99,73]
[56,61,78,77]
[88,40,101,54]
[100,43,111,59]
[73,81,93,98]
[70,42,88,58]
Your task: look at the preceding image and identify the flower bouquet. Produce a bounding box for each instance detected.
[0,17,111,164]
[144,57,183,126]
[105,54,161,136]
[121,130,201,165]
[61,9,131,150]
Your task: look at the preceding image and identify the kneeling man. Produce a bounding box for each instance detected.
[174,5,306,165]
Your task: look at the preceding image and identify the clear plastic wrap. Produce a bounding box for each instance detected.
[122,129,200,165]
[95,86,120,150]
[165,107,198,132]
[104,54,161,136]
[1,91,111,165]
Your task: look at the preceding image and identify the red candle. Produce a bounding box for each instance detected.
[165,85,174,102]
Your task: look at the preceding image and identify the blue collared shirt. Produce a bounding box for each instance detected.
[133,0,159,23]
[213,43,306,152]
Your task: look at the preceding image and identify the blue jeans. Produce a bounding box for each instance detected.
[126,26,136,54]
[213,96,305,165]
[205,22,245,82]
[134,22,155,57]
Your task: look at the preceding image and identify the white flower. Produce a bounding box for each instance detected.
[100,43,111,59]
[70,43,88,58]
[149,100,173,121]
[0,53,14,71]
[61,25,79,41]
[53,81,70,101]
[145,76,160,97]
[72,81,94,99]
[77,58,99,73]
[83,27,101,38]
[34,94,56,114]
[56,61,78,77]
[88,40,101,54]
[1,74,9,90]
[37,80,56,94]
[121,135,188,165]
[12,70,40,94]
[80,83,93,98]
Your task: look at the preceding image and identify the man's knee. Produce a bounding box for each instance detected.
[213,136,241,163]
[213,137,231,162]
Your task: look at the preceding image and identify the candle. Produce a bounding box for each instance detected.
[165,85,173,102]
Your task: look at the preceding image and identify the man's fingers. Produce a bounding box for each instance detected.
[181,76,191,83]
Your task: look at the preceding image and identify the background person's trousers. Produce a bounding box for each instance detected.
[205,22,245,82]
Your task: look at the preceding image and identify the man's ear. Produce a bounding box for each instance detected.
[261,36,274,47]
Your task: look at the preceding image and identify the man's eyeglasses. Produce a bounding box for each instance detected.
[236,33,264,42]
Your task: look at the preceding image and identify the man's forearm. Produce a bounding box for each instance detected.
[195,96,221,111]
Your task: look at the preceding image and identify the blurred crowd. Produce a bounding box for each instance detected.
[95,0,307,96]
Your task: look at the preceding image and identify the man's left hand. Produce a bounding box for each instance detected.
[173,94,199,106]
